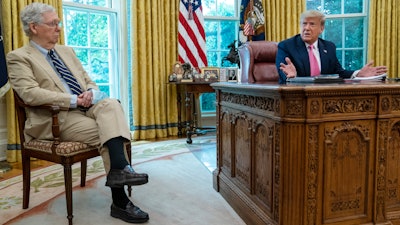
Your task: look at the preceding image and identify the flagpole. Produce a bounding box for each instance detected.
[248,0,254,42]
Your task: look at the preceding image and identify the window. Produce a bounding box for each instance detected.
[201,0,239,113]
[62,0,121,98]
[203,0,239,68]
[307,0,368,70]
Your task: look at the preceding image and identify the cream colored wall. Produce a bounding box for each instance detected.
[0,95,7,161]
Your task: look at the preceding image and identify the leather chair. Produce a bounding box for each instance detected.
[13,91,132,225]
[238,41,279,83]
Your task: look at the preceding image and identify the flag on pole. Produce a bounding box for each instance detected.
[0,24,9,97]
[178,0,207,71]
[239,0,265,44]
[243,17,255,36]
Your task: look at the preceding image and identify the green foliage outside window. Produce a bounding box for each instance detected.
[307,0,367,70]
[63,6,114,97]
[202,0,238,112]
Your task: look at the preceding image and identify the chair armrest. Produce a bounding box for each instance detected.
[13,92,69,148]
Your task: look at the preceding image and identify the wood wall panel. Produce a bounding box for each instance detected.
[234,115,252,191]
[322,121,374,224]
[220,110,232,176]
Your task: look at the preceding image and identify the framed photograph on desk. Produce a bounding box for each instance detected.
[172,62,184,81]
[201,67,219,82]
[227,68,238,82]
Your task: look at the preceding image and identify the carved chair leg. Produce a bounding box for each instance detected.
[22,154,30,209]
[64,164,74,225]
[80,160,87,187]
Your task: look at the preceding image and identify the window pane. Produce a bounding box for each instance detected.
[345,0,363,13]
[201,93,216,111]
[203,0,217,16]
[63,0,84,4]
[74,48,88,71]
[89,13,109,48]
[344,18,364,48]
[98,85,109,94]
[307,0,367,71]
[205,21,218,50]
[203,0,235,17]
[64,10,88,46]
[344,50,363,70]
[220,21,237,49]
[206,51,219,67]
[217,0,235,17]
[63,0,109,7]
[89,49,109,83]
[324,19,342,48]
[202,0,239,114]
[306,0,322,11]
[324,0,341,14]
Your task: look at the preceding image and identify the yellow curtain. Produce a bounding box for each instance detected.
[2,0,64,163]
[130,0,179,140]
[263,0,305,42]
[368,0,400,78]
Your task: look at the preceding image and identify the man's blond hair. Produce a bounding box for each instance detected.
[300,10,326,26]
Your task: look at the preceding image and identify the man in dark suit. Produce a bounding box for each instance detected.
[276,10,387,84]
[7,3,149,223]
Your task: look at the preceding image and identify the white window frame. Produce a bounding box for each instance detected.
[62,1,129,121]
[201,0,240,118]
[308,0,369,69]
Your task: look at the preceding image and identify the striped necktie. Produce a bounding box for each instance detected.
[48,50,82,95]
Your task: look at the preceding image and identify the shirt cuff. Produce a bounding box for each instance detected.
[70,94,78,108]
[91,89,109,104]
[351,70,360,79]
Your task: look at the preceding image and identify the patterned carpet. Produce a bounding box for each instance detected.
[0,136,245,225]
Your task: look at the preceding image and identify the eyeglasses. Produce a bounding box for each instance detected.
[40,21,62,28]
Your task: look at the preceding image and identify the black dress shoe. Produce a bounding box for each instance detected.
[106,165,148,188]
[111,202,149,223]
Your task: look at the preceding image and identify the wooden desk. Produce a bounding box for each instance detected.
[175,81,215,143]
[211,81,400,225]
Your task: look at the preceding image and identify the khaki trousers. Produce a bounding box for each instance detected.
[59,98,131,173]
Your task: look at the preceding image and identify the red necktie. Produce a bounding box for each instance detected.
[308,45,320,76]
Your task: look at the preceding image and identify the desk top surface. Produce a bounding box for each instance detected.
[210,80,400,96]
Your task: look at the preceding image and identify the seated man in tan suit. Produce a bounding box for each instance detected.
[7,2,149,223]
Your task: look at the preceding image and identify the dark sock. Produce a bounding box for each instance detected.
[111,187,130,209]
[105,136,129,169]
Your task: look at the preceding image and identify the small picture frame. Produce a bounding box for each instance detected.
[227,68,238,82]
[201,67,219,82]
[172,62,184,75]
[219,68,227,81]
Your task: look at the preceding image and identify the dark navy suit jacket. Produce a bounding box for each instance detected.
[275,34,354,84]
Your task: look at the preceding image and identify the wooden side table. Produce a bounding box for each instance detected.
[175,81,216,143]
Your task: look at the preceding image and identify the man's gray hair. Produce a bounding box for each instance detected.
[300,10,326,26]
[20,2,56,36]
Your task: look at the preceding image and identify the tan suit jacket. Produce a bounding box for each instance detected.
[7,43,96,140]
[7,43,130,144]
[7,43,131,172]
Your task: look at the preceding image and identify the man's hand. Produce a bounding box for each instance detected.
[357,60,388,77]
[280,57,297,78]
[77,90,93,108]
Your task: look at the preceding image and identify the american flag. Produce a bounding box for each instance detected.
[243,18,254,36]
[239,0,265,43]
[178,0,207,70]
